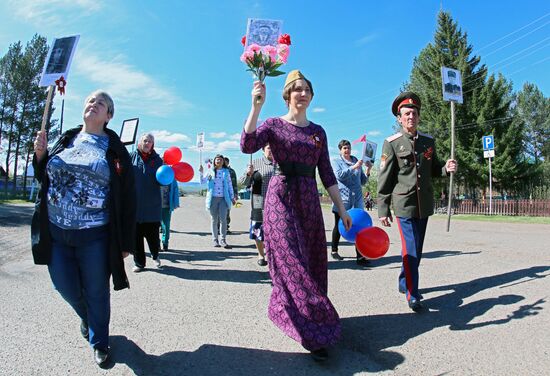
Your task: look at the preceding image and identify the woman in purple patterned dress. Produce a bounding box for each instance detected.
[241,70,352,361]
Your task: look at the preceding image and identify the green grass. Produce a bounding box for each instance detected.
[0,199,32,205]
[433,213,550,224]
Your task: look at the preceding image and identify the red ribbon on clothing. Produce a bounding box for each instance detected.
[55,76,66,95]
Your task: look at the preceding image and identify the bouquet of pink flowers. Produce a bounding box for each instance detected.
[240,34,291,82]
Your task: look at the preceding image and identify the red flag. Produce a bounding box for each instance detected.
[352,134,366,145]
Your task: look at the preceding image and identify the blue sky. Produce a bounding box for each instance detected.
[1,0,549,179]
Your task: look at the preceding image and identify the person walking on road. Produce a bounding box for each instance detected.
[377,92,457,312]
[31,90,136,367]
[160,177,180,251]
[130,133,163,271]
[241,70,352,361]
[330,139,372,265]
[240,144,276,266]
[223,157,238,234]
[199,154,235,248]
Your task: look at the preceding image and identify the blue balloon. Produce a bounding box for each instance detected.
[338,208,373,241]
[156,165,175,185]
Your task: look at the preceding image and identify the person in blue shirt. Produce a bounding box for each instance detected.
[160,178,180,250]
[199,154,235,248]
[330,139,372,265]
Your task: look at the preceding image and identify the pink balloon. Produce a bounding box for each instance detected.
[163,147,182,165]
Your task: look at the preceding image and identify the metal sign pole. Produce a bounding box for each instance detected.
[59,98,65,135]
[489,157,493,215]
[446,100,456,232]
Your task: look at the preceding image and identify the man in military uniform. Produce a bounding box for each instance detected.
[378,92,457,312]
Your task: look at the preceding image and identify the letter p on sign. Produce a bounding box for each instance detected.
[482,135,494,151]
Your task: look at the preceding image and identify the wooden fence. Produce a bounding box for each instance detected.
[435,199,550,217]
[321,196,550,217]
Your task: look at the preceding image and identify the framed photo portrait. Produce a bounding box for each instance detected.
[245,18,283,48]
[39,35,80,87]
[441,66,463,104]
[120,118,139,145]
[196,132,205,150]
[362,140,378,163]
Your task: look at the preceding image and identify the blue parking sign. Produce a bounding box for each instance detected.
[482,135,494,151]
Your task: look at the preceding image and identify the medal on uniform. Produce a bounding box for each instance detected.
[424,147,434,160]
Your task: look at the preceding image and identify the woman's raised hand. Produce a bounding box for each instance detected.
[252,81,266,107]
[34,130,47,162]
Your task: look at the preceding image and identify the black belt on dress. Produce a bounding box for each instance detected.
[275,162,316,178]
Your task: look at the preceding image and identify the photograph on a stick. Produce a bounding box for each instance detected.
[39,35,80,87]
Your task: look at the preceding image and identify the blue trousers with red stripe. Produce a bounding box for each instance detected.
[396,217,429,301]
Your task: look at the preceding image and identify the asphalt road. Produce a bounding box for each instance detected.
[0,197,549,375]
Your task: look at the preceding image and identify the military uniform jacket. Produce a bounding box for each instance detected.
[377,131,447,219]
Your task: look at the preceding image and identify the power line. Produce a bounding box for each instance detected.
[314,13,549,131]
[475,12,550,53]
[482,20,550,59]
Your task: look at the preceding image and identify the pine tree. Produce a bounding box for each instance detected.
[1,42,24,195]
[512,82,550,198]
[11,34,49,193]
[1,34,53,196]
[0,42,23,147]
[406,10,521,200]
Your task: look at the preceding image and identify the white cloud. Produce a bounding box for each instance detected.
[355,33,377,47]
[210,132,227,139]
[217,140,240,151]
[229,133,241,140]
[9,0,103,24]
[367,130,382,137]
[189,140,240,153]
[150,130,191,144]
[74,51,192,117]
[312,107,326,113]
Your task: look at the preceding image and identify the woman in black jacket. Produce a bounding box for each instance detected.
[32,90,136,367]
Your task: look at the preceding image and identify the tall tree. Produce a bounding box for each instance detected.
[1,42,24,194]
[511,82,550,197]
[0,42,23,147]
[11,34,49,193]
[515,83,550,163]
[406,11,522,199]
[1,34,53,196]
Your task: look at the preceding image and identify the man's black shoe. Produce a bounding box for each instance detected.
[94,348,109,367]
[356,257,370,267]
[80,320,89,341]
[310,348,329,362]
[408,298,424,313]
